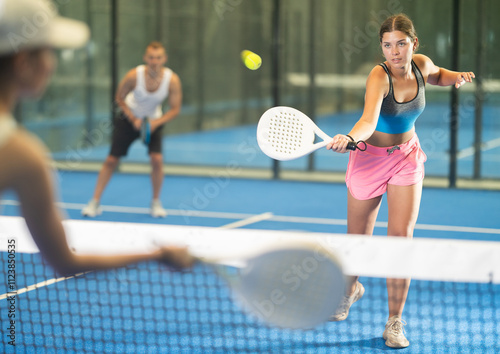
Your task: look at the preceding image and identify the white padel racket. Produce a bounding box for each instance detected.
[257,106,366,161]
[196,241,346,330]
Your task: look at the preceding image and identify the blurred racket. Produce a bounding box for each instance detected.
[195,241,346,330]
[257,106,366,161]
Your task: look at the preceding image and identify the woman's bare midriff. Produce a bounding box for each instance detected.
[365,128,416,147]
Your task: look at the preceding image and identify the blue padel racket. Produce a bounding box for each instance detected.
[141,118,151,145]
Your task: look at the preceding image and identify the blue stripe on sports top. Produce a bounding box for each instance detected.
[375,60,426,134]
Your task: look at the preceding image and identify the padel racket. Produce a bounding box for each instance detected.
[197,241,346,330]
[257,106,366,161]
[140,118,151,145]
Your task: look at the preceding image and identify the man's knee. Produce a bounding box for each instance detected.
[150,153,163,169]
[104,155,120,169]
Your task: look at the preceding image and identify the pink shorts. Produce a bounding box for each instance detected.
[346,134,427,200]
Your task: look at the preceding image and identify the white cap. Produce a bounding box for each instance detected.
[0,0,90,55]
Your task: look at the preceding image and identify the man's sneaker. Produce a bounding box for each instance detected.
[329,281,365,321]
[81,199,102,217]
[383,316,409,348]
[151,199,167,218]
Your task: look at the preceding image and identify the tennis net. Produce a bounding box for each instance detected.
[1,216,499,353]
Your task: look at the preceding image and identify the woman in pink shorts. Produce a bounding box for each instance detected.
[326,14,475,348]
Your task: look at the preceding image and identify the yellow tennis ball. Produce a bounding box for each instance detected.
[241,50,262,70]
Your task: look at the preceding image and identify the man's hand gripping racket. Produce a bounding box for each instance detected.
[257,106,366,161]
[141,118,151,145]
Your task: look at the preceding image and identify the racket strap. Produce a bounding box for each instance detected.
[346,135,367,151]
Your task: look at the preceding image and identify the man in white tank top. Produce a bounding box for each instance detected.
[0,0,193,276]
[82,42,182,217]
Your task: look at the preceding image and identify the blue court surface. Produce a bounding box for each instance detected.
[1,171,500,353]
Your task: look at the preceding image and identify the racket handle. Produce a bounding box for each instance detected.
[141,119,151,145]
[346,141,357,151]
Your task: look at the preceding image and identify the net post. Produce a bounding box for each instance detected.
[473,0,485,180]
[271,0,281,179]
[307,0,317,172]
[110,0,119,121]
[195,0,206,132]
[84,0,94,147]
[448,0,460,188]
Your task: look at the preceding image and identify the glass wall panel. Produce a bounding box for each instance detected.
[16,0,500,183]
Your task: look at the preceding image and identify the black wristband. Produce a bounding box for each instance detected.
[346,135,355,142]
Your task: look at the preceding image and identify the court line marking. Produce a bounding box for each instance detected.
[1,200,255,220]
[0,272,90,301]
[0,209,268,301]
[219,212,274,229]
[271,215,500,235]
[458,137,500,159]
[2,199,500,234]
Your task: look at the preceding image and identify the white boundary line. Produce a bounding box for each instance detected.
[1,199,499,235]
[219,212,274,229]
[0,210,270,301]
[0,200,256,219]
[0,272,90,301]
[458,137,500,159]
[273,216,500,235]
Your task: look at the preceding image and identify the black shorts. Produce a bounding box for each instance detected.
[109,113,164,157]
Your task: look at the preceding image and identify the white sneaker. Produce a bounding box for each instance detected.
[383,316,410,348]
[151,199,167,218]
[329,281,365,321]
[81,199,102,217]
